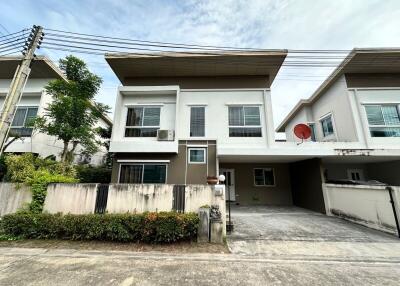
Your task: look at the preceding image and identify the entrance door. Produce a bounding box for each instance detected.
[220,169,235,201]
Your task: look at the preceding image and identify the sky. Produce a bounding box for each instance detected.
[1,0,400,137]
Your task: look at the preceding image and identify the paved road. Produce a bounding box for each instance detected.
[1,206,400,285]
[0,247,400,286]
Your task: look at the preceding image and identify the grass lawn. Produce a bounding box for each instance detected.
[0,239,229,253]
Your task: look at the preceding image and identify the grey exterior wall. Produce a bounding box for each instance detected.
[367,160,400,186]
[289,158,326,213]
[346,73,400,88]
[123,75,270,88]
[219,163,293,205]
[111,140,217,184]
[323,163,369,181]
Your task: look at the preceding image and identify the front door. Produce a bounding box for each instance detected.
[220,169,235,201]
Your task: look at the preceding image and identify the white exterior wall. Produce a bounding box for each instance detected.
[323,183,400,234]
[110,86,179,153]
[110,87,274,154]
[353,88,400,149]
[0,79,110,165]
[0,183,32,216]
[284,107,312,142]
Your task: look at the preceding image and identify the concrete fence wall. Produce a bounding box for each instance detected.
[322,183,400,234]
[106,184,174,213]
[0,183,32,216]
[43,183,98,215]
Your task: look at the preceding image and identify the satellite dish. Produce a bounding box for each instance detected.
[294,124,311,140]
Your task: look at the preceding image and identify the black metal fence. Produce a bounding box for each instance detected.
[172,185,186,213]
[94,184,109,214]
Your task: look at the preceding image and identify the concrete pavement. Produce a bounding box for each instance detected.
[1,206,400,285]
[0,247,400,285]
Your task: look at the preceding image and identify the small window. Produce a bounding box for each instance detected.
[190,106,205,137]
[320,115,334,137]
[365,105,400,137]
[228,106,262,137]
[254,168,275,186]
[10,106,38,137]
[119,164,166,183]
[125,107,161,137]
[188,148,206,164]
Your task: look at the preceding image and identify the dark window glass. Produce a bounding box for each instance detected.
[125,128,158,137]
[119,164,167,183]
[125,107,160,137]
[365,105,400,137]
[229,106,261,137]
[254,168,275,186]
[119,165,143,183]
[10,107,38,137]
[229,127,262,137]
[321,115,334,137]
[143,165,167,183]
[190,107,205,137]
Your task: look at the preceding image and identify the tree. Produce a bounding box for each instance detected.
[35,55,110,163]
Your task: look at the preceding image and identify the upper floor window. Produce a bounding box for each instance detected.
[365,105,400,137]
[190,106,205,137]
[320,115,334,137]
[308,123,316,141]
[125,107,160,137]
[228,106,261,137]
[10,106,38,137]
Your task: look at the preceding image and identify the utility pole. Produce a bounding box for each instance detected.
[0,25,43,155]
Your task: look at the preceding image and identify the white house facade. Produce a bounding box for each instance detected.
[0,56,112,165]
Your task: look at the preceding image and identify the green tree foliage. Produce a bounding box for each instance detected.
[34,55,110,163]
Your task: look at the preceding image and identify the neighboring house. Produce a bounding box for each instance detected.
[276,48,400,188]
[106,49,400,211]
[0,56,112,165]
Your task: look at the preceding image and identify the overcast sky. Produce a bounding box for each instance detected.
[1,0,400,136]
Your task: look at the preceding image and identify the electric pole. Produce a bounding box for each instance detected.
[0,25,44,155]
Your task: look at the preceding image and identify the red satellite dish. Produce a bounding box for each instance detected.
[294,124,311,140]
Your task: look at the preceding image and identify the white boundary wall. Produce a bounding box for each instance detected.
[43,183,98,214]
[0,183,32,216]
[322,183,400,234]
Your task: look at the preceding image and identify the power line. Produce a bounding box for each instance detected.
[0,23,10,34]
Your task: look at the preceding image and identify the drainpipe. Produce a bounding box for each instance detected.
[386,186,400,238]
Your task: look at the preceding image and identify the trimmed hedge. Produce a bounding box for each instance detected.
[1,212,199,243]
[75,165,111,183]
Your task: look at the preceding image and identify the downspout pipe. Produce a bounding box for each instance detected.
[386,186,400,238]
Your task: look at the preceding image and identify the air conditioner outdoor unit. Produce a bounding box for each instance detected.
[157,129,175,141]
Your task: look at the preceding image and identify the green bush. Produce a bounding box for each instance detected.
[1,212,200,243]
[75,165,111,183]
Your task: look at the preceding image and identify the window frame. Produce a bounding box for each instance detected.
[190,106,206,137]
[364,104,400,138]
[308,122,316,141]
[253,168,276,187]
[124,106,161,137]
[319,113,335,138]
[10,106,39,137]
[228,105,262,137]
[188,147,207,164]
[118,163,167,184]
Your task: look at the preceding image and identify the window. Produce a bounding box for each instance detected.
[10,106,38,137]
[228,106,261,137]
[188,148,206,164]
[320,115,334,137]
[365,105,400,137]
[190,106,205,137]
[308,123,316,141]
[125,107,160,137]
[254,168,275,186]
[347,169,365,181]
[119,164,167,183]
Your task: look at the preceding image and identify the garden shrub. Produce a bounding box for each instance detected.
[75,165,111,183]
[1,212,200,243]
[4,153,78,213]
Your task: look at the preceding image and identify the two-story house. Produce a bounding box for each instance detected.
[0,56,112,165]
[106,51,299,205]
[107,49,400,211]
[276,48,400,187]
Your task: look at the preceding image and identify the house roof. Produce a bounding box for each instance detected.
[105,50,288,85]
[0,56,67,80]
[276,48,400,132]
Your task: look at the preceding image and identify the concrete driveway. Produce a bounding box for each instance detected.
[227,205,400,260]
